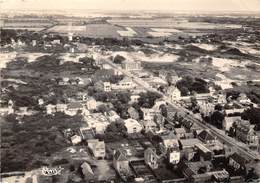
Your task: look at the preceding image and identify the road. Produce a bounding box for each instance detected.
[100,57,260,161]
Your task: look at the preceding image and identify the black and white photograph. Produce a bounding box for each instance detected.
[0,0,260,182]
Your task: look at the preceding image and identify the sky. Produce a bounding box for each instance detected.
[1,0,260,12]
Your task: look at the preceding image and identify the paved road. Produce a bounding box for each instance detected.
[101,57,260,161]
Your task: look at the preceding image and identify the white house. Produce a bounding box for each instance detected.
[124,118,143,133]
[223,116,241,131]
[141,108,156,121]
[167,86,181,101]
[105,110,120,122]
[71,135,82,145]
[85,113,110,134]
[168,149,181,165]
[86,97,97,110]
[46,104,56,114]
[87,139,106,159]
[111,77,135,90]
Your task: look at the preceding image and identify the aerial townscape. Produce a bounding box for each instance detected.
[1,2,260,183]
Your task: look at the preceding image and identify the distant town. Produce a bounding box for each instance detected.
[1,10,260,183]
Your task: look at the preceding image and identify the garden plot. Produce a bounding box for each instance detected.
[117,27,137,37]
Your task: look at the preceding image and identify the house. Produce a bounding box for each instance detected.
[121,60,142,71]
[144,148,160,169]
[235,119,258,147]
[213,93,227,104]
[95,81,112,92]
[87,139,106,159]
[56,103,67,112]
[229,153,249,173]
[167,86,181,101]
[71,135,82,145]
[127,107,140,120]
[113,149,130,175]
[180,138,202,150]
[195,143,212,161]
[92,69,115,82]
[237,93,251,104]
[198,101,215,117]
[85,113,110,134]
[86,97,97,110]
[111,77,135,90]
[65,102,83,116]
[197,130,216,144]
[167,147,181,165]
[130,94,140,103]
[161,132,179,149]
[140,120,158,133]
[223,116,241,131]
[141,107,157,121]
[174,128,186,139]
[81,162,95,181]
[106,110,120,122]
[79,127,95,140]
[124,118,143,133]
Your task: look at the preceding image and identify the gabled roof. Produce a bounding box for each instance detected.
[114,149,128,161]
[67,102,83,109]
[161,131,177,140]
[198,130,215,142]
[81,162,94,175]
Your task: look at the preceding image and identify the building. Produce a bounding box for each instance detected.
[127,107,140,120]
[197,130,216,144]
[86,97,97,110]
[113,149,130,175]
[71,135,82,145]
[167,86,181,101]
[111,77,135,90]
[195,143,212,161]
[121,60,142,71]
[124,118,143,133]
[87,139,106,159]
[144,148,160,169]
[198,101,215,117]
[130,94,140,103]
[56,103,67,112]
[105,110,120,122]
[235,120,258,147]
[229,153,249,173]
[140,120,158,133]
[65,102,84,116]
[174,128,186,139]
[85,113,110,134]
[79,127,95,140]
[161,132,179,149]
[141,107,157,121]
[237,93,251,104]
[46,104,56,114]
[95,81,112,92]
[168,148,181,164]
[81,162,95,181]
[223,116,241,131]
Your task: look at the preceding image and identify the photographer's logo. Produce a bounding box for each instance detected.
[41,166,64,176]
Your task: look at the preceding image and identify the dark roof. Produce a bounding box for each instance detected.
[114,149,128,161]
[198,130,215,142]
[229,153,248,166]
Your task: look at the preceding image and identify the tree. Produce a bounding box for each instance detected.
[113,55,125,64]
[105,121,127,140]
[210,111,225,129]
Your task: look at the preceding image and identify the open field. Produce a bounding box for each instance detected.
[47,23,124,38]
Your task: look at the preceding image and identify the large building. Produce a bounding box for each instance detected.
[121,60,142,71]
